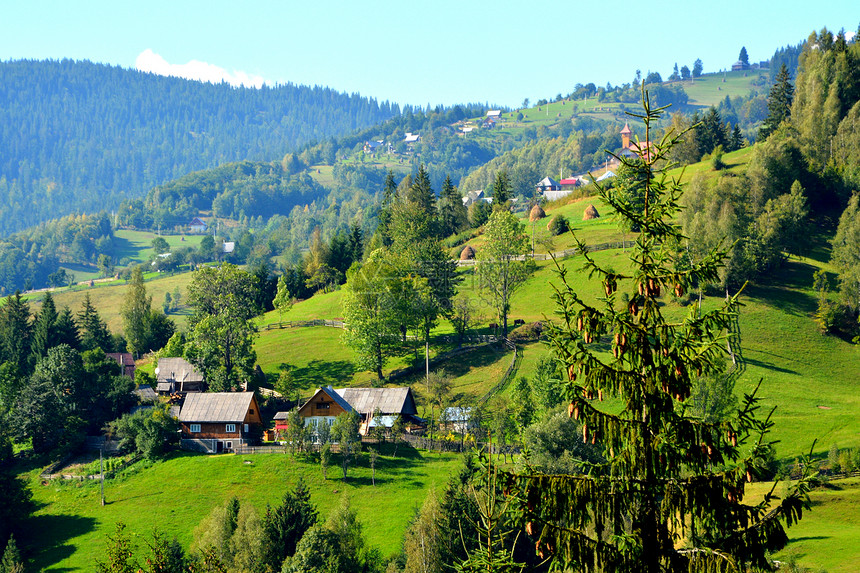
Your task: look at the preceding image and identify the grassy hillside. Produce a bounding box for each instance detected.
[29,270,195,332]
[23,449,461,570]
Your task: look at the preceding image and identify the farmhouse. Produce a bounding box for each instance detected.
[363,139,384,153]
[155,357,206,395]
[178,391,262,453]
[536,176,562,193]
[188,217,207,233]
[297,385,420,436]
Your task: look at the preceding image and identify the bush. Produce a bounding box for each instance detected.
[547,214,570,236]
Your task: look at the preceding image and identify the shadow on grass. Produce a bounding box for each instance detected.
[24,512,98,571]
[293,359,356,389]
[745,356,799,375]
[745,261,819,316]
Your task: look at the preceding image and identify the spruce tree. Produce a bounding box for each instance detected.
[759,63,794,140]
[491,170,512,208]
[30,291,58,361]
[78,293,112,352]
[0,292,31,373]
[738,46,749,67]
[511,93,814,572]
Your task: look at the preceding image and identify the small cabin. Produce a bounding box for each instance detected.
[179,392,262,453]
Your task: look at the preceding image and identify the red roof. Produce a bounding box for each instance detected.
[620,122,632,135]
[560,178,579,185]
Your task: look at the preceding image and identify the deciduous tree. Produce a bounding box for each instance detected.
[476,210,533,336]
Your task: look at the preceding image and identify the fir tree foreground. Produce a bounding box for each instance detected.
[506,94,816,572]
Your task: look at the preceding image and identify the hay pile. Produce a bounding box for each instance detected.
[583,204,600,220]
[460,245,476,260]
[529,204,546,222]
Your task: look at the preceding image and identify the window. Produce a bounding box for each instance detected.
[249,409,254,415]
[225,441,233,450]
[190,424,201,433]
[226,424,236,433]
[316,402,330,410]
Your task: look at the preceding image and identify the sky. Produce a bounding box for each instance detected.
[1,1,857,108]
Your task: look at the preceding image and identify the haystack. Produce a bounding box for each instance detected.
[529,204,546,222]
[460,245,476,260]
[583,204,600,220]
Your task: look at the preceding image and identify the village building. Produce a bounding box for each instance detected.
[155,357,206,395]
[296,385,420,437]
[363,139,384,153]
[178,392,262,453]
[188,217,207,233]
[107,352,136,379]
[536,176,562,193]
[619,122,656,161]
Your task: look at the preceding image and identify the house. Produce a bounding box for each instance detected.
[155,357,206,395]
[297,385,421,437]
[223,241,235,254]
[441,406,475,433]
[596,170,616,182]
[178,392,262,453]
[462,189,485,207]
[107,352,136,379]
[536,176,562,193]
[189,217,207,233]
[134,384,157,403]
[731,60,749,71]
[559,177,581,190]
[363,140,384,153]
[486,110,502,119]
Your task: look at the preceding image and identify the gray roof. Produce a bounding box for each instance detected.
[134,385,157,402]
[156,358,204,384]
[179,392,255,423]
[335,387,417,416]
[273,411,290,421]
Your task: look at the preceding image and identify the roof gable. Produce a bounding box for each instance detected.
[179,392,256,423]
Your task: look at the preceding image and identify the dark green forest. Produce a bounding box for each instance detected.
[0,59,399,235]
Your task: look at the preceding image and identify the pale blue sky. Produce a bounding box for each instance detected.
[1,1,856,107]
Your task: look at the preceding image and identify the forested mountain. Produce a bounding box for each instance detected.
[0,59,398,235]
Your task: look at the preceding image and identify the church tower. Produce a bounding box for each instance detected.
[620,122,632,149]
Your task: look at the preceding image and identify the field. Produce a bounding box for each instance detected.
[22,449,462,571]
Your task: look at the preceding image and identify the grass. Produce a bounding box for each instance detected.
[29,271,196,332]
[113,230,205,266]
[742,477,860,573]
[22,448,461,570]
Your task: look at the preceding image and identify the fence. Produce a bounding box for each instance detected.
[264,319,344,331]
[477,338,521,406]
[456,240,636,266]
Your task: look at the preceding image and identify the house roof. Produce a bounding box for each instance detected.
[156,357,204,383]
[107,352,134,366]
[134,385,157,402]
[179,392,256,423]
[334,387,417,415]
[404,133,420,143]
[537,176,561,188]
[486,110,502,117]
[620,122,632,135]
[559,178,580,185]
[189,217,206,226]
[299,386,354,415]
[596,171,616,181]
[273,411,290,421]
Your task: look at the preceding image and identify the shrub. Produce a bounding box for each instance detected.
[547,214,570,236]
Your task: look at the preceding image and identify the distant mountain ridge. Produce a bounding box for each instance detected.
[0,59,399,235]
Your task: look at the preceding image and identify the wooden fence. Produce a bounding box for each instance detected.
[263,319,345,331]
[456,240,636,266]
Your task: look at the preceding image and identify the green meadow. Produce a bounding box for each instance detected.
[23,449,461,571]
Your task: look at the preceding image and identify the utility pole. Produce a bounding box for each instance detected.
[100,447,105,506]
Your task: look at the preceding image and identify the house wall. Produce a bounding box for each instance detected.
[180,422,244,440]
[299,392,348,420]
